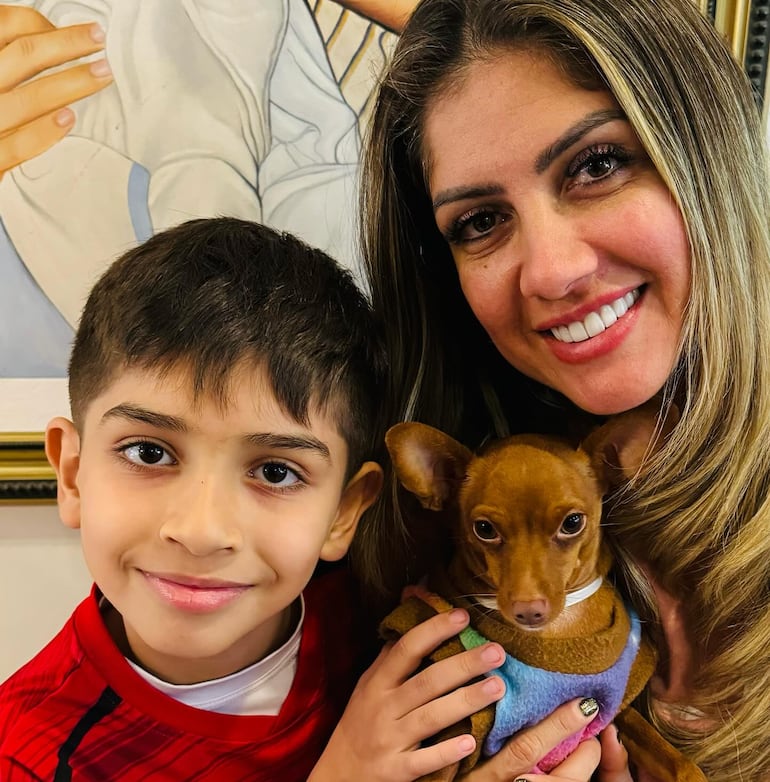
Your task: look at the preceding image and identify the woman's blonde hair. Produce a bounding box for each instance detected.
[355,0,770,778]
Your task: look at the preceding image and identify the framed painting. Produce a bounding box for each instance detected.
[0,0,767,502]
[0,0,400,501]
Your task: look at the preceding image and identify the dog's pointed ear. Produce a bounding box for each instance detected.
[385,423,472,511]
[581,401,679,491]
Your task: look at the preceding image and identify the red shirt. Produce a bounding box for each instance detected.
[0,568,361,781]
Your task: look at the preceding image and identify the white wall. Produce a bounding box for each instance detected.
[0,377,91,682]
[0,504,91,680]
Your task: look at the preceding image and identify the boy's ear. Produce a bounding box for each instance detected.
[320,461,383,562]
[45,417,82,530]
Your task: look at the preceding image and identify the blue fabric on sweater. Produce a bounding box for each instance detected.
[459,608,642,770]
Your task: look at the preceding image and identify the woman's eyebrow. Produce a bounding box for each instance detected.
[432,183,504,211]
[535,108,626,174]
[431,109,627,211]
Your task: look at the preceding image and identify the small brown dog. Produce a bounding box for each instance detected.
[380,406,706,782]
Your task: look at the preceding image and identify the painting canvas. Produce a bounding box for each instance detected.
[0,0,398,498]
[0,0,767,500]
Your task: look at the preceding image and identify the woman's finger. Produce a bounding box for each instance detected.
[0,58,112,133]
[464,698,601,782]
[532,735,602,781]
[0,22,106,91]
[596,725,634,782]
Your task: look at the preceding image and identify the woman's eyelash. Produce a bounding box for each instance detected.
[566,143,632,178]
[445,208,504,244]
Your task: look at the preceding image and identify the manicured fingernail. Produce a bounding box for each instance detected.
[481,643,503,664]
[89,58,112,77]
[55,108,75,127]
[89,23,105,42]
[457,736,475,755]
[579,697,599,717]
[449,608,468,624]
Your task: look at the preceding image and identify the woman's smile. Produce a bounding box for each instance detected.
[426,52,690,415]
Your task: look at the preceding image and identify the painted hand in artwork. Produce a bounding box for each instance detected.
[337,0,419,32]
[0,5,113,179]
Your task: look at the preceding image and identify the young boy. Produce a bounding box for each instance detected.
[0,218,383,781]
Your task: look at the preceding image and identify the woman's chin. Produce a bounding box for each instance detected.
[561,384,663,417]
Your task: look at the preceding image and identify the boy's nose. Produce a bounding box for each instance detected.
[516,211,598,301]
[159,476,241,555]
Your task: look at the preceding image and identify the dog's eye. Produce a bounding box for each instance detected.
[558,512,585,537]
[473,519,500,542]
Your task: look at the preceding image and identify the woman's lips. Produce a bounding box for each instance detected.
[548,288,641,343]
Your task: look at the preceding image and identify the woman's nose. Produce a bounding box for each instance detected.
[516,208,599,301]
[159,474,241,556]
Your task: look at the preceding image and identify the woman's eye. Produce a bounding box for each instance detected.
[121,442,174,466]
[567,144,631,187]
[447,209,507,244]
[583,155,616,179]
[253,462,301,488]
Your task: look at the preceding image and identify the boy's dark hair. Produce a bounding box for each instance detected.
[69,217,383,474]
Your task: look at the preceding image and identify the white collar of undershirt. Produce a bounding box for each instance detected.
[126,596,305,716]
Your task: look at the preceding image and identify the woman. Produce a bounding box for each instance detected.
[353,0,770,779]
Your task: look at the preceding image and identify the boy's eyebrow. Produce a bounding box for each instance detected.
[100,405,332,459]
[243,433,331,461]
[535,108,626,174]
[102,404,188,432]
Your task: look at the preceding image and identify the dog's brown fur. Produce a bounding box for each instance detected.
[381,406,706,781]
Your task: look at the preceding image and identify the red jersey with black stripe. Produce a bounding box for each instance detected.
[0,568,361,781]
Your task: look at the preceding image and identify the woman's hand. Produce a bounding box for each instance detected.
[0,5,113,179]
[310,609,605,782]
[459,701,603,782]
[595,725,635,782]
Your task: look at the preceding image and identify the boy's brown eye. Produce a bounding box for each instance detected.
[138,443,165,464]
[262,463,289,483]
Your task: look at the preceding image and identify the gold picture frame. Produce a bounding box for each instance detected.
[704,0,770,114]
[0,379,68,504]
[0,432,57,504]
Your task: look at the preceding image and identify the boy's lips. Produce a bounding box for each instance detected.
[140,571,252,612]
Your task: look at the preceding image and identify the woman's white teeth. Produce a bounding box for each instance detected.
[551,289,639,343]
